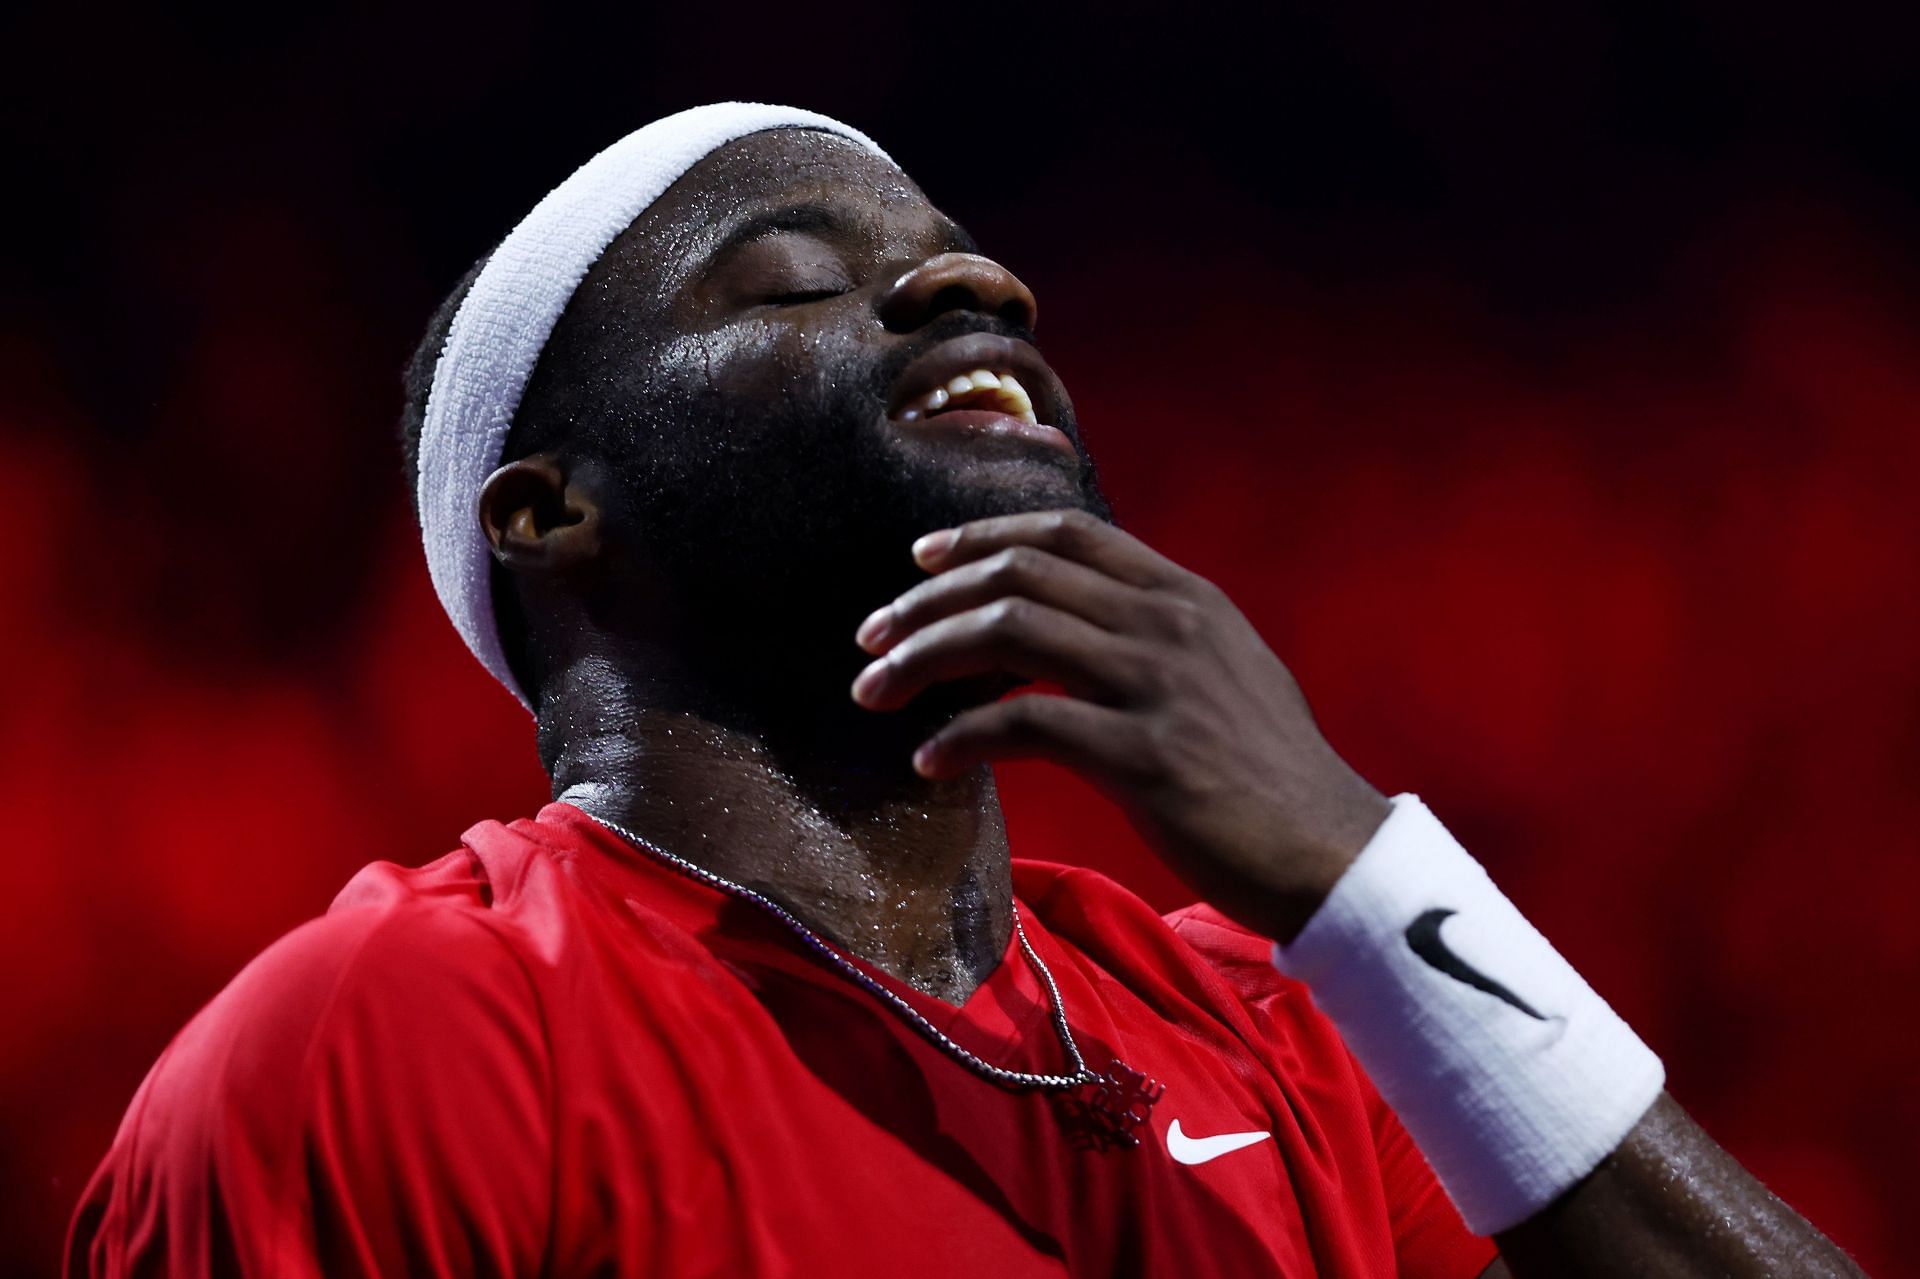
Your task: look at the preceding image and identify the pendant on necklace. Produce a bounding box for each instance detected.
[1056,1058,1165,1152]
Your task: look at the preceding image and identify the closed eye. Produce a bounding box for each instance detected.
[764,287,846,306]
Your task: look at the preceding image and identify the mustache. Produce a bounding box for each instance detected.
[865,312,1042,402]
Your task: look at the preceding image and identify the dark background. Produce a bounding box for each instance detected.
[5,3,1918,1275]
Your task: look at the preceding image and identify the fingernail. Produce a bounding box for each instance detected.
[851,660,888,706]
[912,740,939,776]
[912,529,956,566]
[855,607,893,652]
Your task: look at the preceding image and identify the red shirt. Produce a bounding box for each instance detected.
[68,801,1496,1277]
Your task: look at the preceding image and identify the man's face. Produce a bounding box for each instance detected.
[548,127,1110,636]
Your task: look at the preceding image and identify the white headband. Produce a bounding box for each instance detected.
[418,102,892,710]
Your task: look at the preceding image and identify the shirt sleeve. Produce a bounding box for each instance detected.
[65,903,553,1278]
[1164,903,1498,1279]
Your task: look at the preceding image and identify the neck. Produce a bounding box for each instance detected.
[545,651,1014,1004]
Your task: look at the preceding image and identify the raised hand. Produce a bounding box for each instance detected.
[851,509,1391,941]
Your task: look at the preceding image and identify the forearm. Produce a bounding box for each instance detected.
[1494,1092,1864,1278]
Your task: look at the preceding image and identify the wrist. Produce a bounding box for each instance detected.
[1264,774,1392,944]
[1271,793,1664,1235]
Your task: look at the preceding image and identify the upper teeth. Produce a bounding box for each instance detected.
[897,368,1038,424]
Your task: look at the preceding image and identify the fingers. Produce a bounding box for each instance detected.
[857,545,1149,656]
[911,509,1190,590]
[851,598,1149,712]
[912,694,1149,781]
[852,511,1222,780]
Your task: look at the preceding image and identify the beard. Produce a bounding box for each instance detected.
[590,316,1113,747]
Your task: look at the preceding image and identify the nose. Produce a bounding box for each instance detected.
[877,252,1039,334]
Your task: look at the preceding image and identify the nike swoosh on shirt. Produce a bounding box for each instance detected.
[1404,908,1550,1021]
[1166,1118,1272,1165]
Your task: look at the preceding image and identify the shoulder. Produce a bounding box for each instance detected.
[1015,861,1330,1033]
[1161,901,1300,1004]
[95,840,552,1188]
[228,841,534,1050]
[259,890,540,1034]
[1010,860,1283,1011]
[1011,857,1173,936]
[143,889,550,1147]
[69,870,556,1275]
[1012,859,1288,988]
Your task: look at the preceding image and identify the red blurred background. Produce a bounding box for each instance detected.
[6,3,1918,1274]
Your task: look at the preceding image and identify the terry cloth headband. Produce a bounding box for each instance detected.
[418,102,892,710]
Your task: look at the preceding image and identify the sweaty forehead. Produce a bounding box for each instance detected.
[590,127,931,305]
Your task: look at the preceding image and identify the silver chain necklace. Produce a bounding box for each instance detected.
[567,799,1166,1148]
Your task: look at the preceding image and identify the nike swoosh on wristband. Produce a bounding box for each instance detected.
[1166,1119,1272,1165]
[1405,908,1550,1020]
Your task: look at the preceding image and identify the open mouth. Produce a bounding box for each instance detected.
[894,368,1040,425]
[886,334,1077,460]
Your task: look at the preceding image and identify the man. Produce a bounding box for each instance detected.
[68,103,1861,1276]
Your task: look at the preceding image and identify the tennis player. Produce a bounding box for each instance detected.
[68,104,1862,1277]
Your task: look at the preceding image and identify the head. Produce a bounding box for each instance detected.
[401,119,1110,759]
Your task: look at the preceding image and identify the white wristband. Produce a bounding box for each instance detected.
[1271,794,1664,1235]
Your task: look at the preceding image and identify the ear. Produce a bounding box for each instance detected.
[477,453,602,577]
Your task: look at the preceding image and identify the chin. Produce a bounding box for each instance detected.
[957,468,1101,518]
[888,441,1111,530]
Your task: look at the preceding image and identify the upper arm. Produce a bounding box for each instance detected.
[67,905,553,1278]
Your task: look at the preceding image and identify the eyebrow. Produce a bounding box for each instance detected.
[704,201,982,268]
[708,203,859,263]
